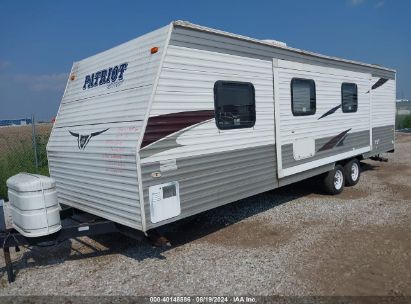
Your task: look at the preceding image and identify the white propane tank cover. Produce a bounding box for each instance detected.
[7,173,56,192]
[6,173,62,237]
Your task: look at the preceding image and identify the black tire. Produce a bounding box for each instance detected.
[323,165,345,195]
[343,158,361,186]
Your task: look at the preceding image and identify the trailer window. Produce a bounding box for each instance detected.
[214,81,256,130]
[341,83,358,113]
[291,78,316,116]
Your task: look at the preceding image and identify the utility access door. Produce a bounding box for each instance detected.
[273,59,371,178]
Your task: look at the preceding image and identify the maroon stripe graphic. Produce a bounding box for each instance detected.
[366,78,388,93]
[318,104,342,120]
[371,78,388,90]
[141,110,215,148]
[318,128,351,152]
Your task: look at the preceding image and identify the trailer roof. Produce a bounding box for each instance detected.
[173,20,396,75]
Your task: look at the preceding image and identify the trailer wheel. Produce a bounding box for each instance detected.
[344,158,361,186]
[323,165,345,195]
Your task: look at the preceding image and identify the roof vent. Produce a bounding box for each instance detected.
[262,39,287,47]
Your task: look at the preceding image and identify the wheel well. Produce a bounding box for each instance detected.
[336,156,362,167]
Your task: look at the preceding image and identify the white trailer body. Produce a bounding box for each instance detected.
[47,21,396,232]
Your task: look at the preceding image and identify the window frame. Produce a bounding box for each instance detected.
[290,78,316,116]
[341,82,358,113]
[213,80,256,130]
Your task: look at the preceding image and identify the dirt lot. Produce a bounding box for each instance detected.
[0,133,410,296]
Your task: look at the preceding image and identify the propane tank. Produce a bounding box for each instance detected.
[6,173,61,237]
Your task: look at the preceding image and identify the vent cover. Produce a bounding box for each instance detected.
[162,184,176,199]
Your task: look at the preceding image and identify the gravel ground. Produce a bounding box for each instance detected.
[1,133,410,296]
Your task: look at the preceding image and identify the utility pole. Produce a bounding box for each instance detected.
[31,114,39,173]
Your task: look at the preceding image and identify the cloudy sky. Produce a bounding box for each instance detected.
[0,0,410,120]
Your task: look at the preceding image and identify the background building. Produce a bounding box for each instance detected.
[0,118,32,127]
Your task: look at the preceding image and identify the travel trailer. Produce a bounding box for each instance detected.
[47,21,396,233]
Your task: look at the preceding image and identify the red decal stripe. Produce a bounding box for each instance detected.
[318,129,351,152]
[141,110,215,148]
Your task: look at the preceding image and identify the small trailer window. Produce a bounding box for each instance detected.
[291,78,316,116]
[214,81,256,130]
[341,83,358,113]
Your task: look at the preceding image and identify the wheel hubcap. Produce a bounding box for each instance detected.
[334,170,343,190]
[351,163,359,181]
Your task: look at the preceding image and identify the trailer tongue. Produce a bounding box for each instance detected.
[0,173,169,284]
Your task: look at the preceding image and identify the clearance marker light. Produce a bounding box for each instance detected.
[150,47,159,54]
[70,74,76,81]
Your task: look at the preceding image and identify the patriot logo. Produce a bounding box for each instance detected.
[69,128,109,150]
[83,63,128,90]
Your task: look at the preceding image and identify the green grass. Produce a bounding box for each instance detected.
[0,135,49,200]
[396,114,411,130]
